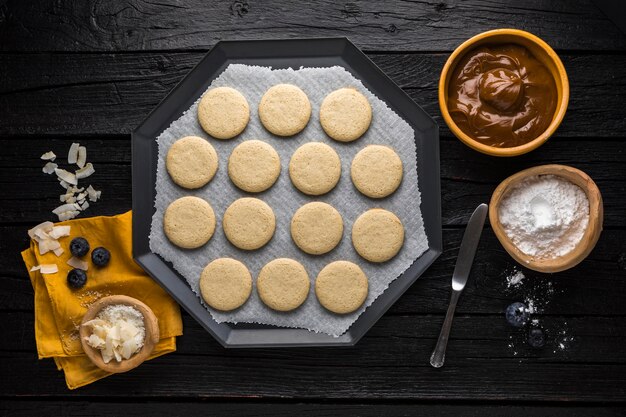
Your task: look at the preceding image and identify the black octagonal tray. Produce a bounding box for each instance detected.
[132,38,442,347]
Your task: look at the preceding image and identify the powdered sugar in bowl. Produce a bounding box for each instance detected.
[489,165,603,273]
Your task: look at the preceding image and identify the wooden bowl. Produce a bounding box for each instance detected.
[79,295,160,373]
[439,29,569,157]
[489,165,603,273]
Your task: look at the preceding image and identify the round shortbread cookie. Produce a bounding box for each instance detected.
[200,258,252,311]
[257,258,310,312]
[289,142,341,196]
[291,202,343,255]
[228,140,280,192]
[163,196,216,249]
[315,261,368,314]
[166,136,218,189]
[223,197,276,250]
[351,145,403,198]
[198,87,250,139]
[319,88,372,142]
[258,84,311,136]
[352,209,405,262]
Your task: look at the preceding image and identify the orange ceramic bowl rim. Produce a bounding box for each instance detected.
[438,28,570,157]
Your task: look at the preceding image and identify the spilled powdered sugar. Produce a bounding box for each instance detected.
[503,268,574,356]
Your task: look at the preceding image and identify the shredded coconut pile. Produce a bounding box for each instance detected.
[83,304,145,363]
[40,142,102,221]
[498,175,589,259]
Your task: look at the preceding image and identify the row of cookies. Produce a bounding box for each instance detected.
[198,85,372,142]
[164,197,405,262]
[200,258,368,315]
[167,136,404,198]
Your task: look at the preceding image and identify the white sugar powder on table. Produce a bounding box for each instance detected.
[498,175,589,259]
[506,269,525,288]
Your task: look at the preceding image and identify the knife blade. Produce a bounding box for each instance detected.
[452,203,489,291]
[430,203,488,368]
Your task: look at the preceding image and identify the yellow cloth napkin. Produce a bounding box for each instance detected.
[21,211,183,389]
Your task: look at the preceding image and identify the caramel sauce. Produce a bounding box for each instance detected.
[447,44,557,148]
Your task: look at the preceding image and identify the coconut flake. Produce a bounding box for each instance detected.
[53,247,64,256]
[40,264,59,274]
[41,151,56,161]
[67,256,88,271]
[38,239,61,255]
[30,264,59,274]
[80,201,90,211]
[49,225,71,239]
[86,185,99,202]
[57,211,80,221]
[34,228,51,241]
[68,142,80,164]
[55,168,77,186]
[75,163,94,180]
[59,180,70,190]
[53,203,79,215]
[28,221,54,239]
[77,146,87,168]
[42,162,58,174]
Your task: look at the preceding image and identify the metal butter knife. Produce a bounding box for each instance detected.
[430,203,488,368]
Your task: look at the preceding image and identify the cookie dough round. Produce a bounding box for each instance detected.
[228,140,280,192]
[351,145,403,198]
[289,142,341,195]
[315,261,368,314]
[320,88,372,142]
[291,202,343,255]
[223,198,276,250]
[200,258,252,311]
[166,136,218,189]
[198,87,250,139]
[259,84,311,136]
[163,196,216,249]
[352,209,404,262]
[257,258,310,312]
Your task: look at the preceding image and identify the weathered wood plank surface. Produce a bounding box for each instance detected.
[2,0,626,410]
[2,53,626,136]
[2,347,626,400]
[2,401,625,417]
[0,0,624,52]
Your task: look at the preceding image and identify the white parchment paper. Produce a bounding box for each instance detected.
[149,64,428,336]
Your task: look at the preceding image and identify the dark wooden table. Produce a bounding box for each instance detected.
[1,1,626,415]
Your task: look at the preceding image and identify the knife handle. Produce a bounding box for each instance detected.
[430,289,461,368]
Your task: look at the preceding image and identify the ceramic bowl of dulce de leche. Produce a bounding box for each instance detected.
[439,29,569,157]
[489,165,603,273]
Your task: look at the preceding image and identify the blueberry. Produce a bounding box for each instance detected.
[505,302,529,327]
[528,328,546,348]
[67,269,87,289]
[69,237,90,257]
[91,247,111,267]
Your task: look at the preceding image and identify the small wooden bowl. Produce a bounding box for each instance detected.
[489,165,603,273]
[79,295,160,373]
[439,29,569,157]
